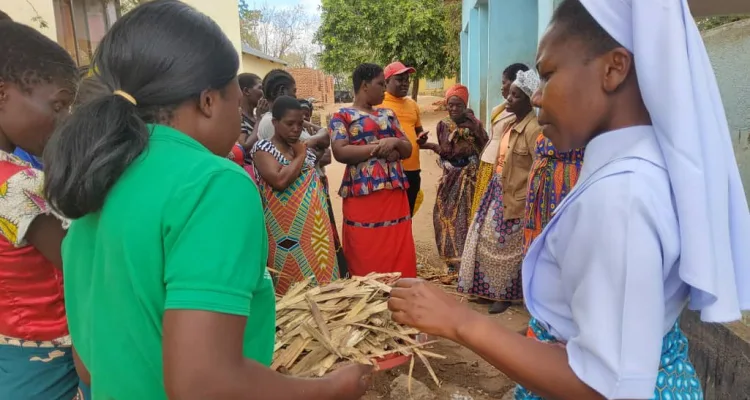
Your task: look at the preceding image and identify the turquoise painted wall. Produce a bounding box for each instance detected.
[461,0,552,128]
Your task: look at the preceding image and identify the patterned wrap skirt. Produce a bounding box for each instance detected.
[433,157,478,271]
[514,318,704,399]
[261,168,340,295]
[470,160,495,219]
[457,172,524,301]
[0,335,88,399]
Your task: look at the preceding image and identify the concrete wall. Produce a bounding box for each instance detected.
[3,0,244,69]
[181,0,243,63]
[702,19,750,206]
[418,77,457,97]
[0,0,58,41]
[681,310,750,399]
[461,0,543,126]
[241,54,285,80]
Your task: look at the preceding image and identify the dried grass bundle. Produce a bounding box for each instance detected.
[272,273,443,385]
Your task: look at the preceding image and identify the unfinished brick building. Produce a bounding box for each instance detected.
[287,68,335,104]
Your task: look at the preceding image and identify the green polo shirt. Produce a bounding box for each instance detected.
[63,124,275,399]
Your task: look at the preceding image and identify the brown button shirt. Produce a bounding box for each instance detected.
[499,111,541,220]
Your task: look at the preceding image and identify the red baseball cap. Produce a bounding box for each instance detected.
[384,62,416,79]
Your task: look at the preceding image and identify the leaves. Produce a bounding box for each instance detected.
[315,0,460,80]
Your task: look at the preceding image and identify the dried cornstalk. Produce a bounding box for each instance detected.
[273,273,443,384]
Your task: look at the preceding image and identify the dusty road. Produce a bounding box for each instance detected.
[320,97,529,399]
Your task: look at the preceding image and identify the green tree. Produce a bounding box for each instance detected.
[239,1,262,49]
[696,15,750,31]
[316,0,459,101]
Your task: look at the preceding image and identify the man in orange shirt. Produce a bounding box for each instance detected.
[378,61,428,215]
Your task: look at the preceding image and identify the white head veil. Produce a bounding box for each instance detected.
[513,70,541,98]
[579,0,750,322]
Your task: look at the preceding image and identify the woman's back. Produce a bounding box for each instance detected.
[63,125,275,398]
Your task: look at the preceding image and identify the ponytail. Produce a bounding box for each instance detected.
[44,92,148,218]
[42,0,239,219]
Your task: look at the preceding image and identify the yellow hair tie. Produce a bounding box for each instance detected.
[113,90,137,106]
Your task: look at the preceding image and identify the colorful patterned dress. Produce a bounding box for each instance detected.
[457,123,524,301]
[523,136,584,252]
[329,107,417,278]
[0,151,82,399]
[433,116,488,272]
[252,139,339,295]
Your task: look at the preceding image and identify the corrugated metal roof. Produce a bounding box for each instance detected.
[241,44,288,65]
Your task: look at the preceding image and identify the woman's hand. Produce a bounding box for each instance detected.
[292,141,307,159]
[256,98,270,119]
[388,278,475,342]
[371,138,400,158]
[323,363,373,400]
[386,149,400,163]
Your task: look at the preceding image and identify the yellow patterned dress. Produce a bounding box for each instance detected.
[252,139,339,295]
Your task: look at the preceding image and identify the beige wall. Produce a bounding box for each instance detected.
[0,0,58,41]
[182,0,243,66]
[2,0,244,67]
[241,54,285,79]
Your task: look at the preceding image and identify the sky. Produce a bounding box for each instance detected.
[248,0,322,17]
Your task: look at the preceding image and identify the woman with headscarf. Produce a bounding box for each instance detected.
[426,84,488,273]
[389,0,750,398]
[470,63,529,218]
[456,69,541,315]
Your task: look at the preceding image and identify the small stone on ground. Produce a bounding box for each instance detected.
[390,374,434,400]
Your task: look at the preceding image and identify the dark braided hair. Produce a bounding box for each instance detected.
[0,20,78,92]
[262,69,295,102]
[0,10,12,21]
[502,63,529,82]
[352,63,383,94]
[551,0,622,60]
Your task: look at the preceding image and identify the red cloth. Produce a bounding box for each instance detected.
[227,143,245,167]
[0,161,67,341]
[342,189,417,278]
[445,84,469,104]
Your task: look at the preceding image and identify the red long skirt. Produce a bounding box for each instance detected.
[342,189,417,278]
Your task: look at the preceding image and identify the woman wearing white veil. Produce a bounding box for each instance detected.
[387,0,750,399]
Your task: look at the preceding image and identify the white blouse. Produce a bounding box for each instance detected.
[522,126,690,399]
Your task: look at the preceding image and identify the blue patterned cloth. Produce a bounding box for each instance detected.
[13,148,43,169]
[515,318,703,400]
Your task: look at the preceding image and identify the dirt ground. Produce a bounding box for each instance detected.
[320,97,530,399]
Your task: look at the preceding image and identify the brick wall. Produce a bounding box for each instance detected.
[287,68,334,104]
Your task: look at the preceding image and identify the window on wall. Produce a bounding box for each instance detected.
[426,79,443,90]
[54,0,120,66]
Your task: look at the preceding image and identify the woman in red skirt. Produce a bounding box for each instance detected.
[330,63,417,278]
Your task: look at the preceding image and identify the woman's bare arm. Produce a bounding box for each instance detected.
[331,139,379,165]
[253,150,306,192]
[163,310,343,400]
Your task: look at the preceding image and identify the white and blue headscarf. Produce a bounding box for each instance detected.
[580,0,750,322]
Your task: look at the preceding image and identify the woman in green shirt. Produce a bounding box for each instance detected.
[43,1,371,399]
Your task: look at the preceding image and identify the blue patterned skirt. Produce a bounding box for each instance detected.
[515,318,704,400]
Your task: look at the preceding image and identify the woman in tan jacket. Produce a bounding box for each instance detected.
[457,70,541,314]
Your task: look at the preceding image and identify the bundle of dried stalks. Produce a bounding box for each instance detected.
[416,254,457,285]
[272,273,443,386]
